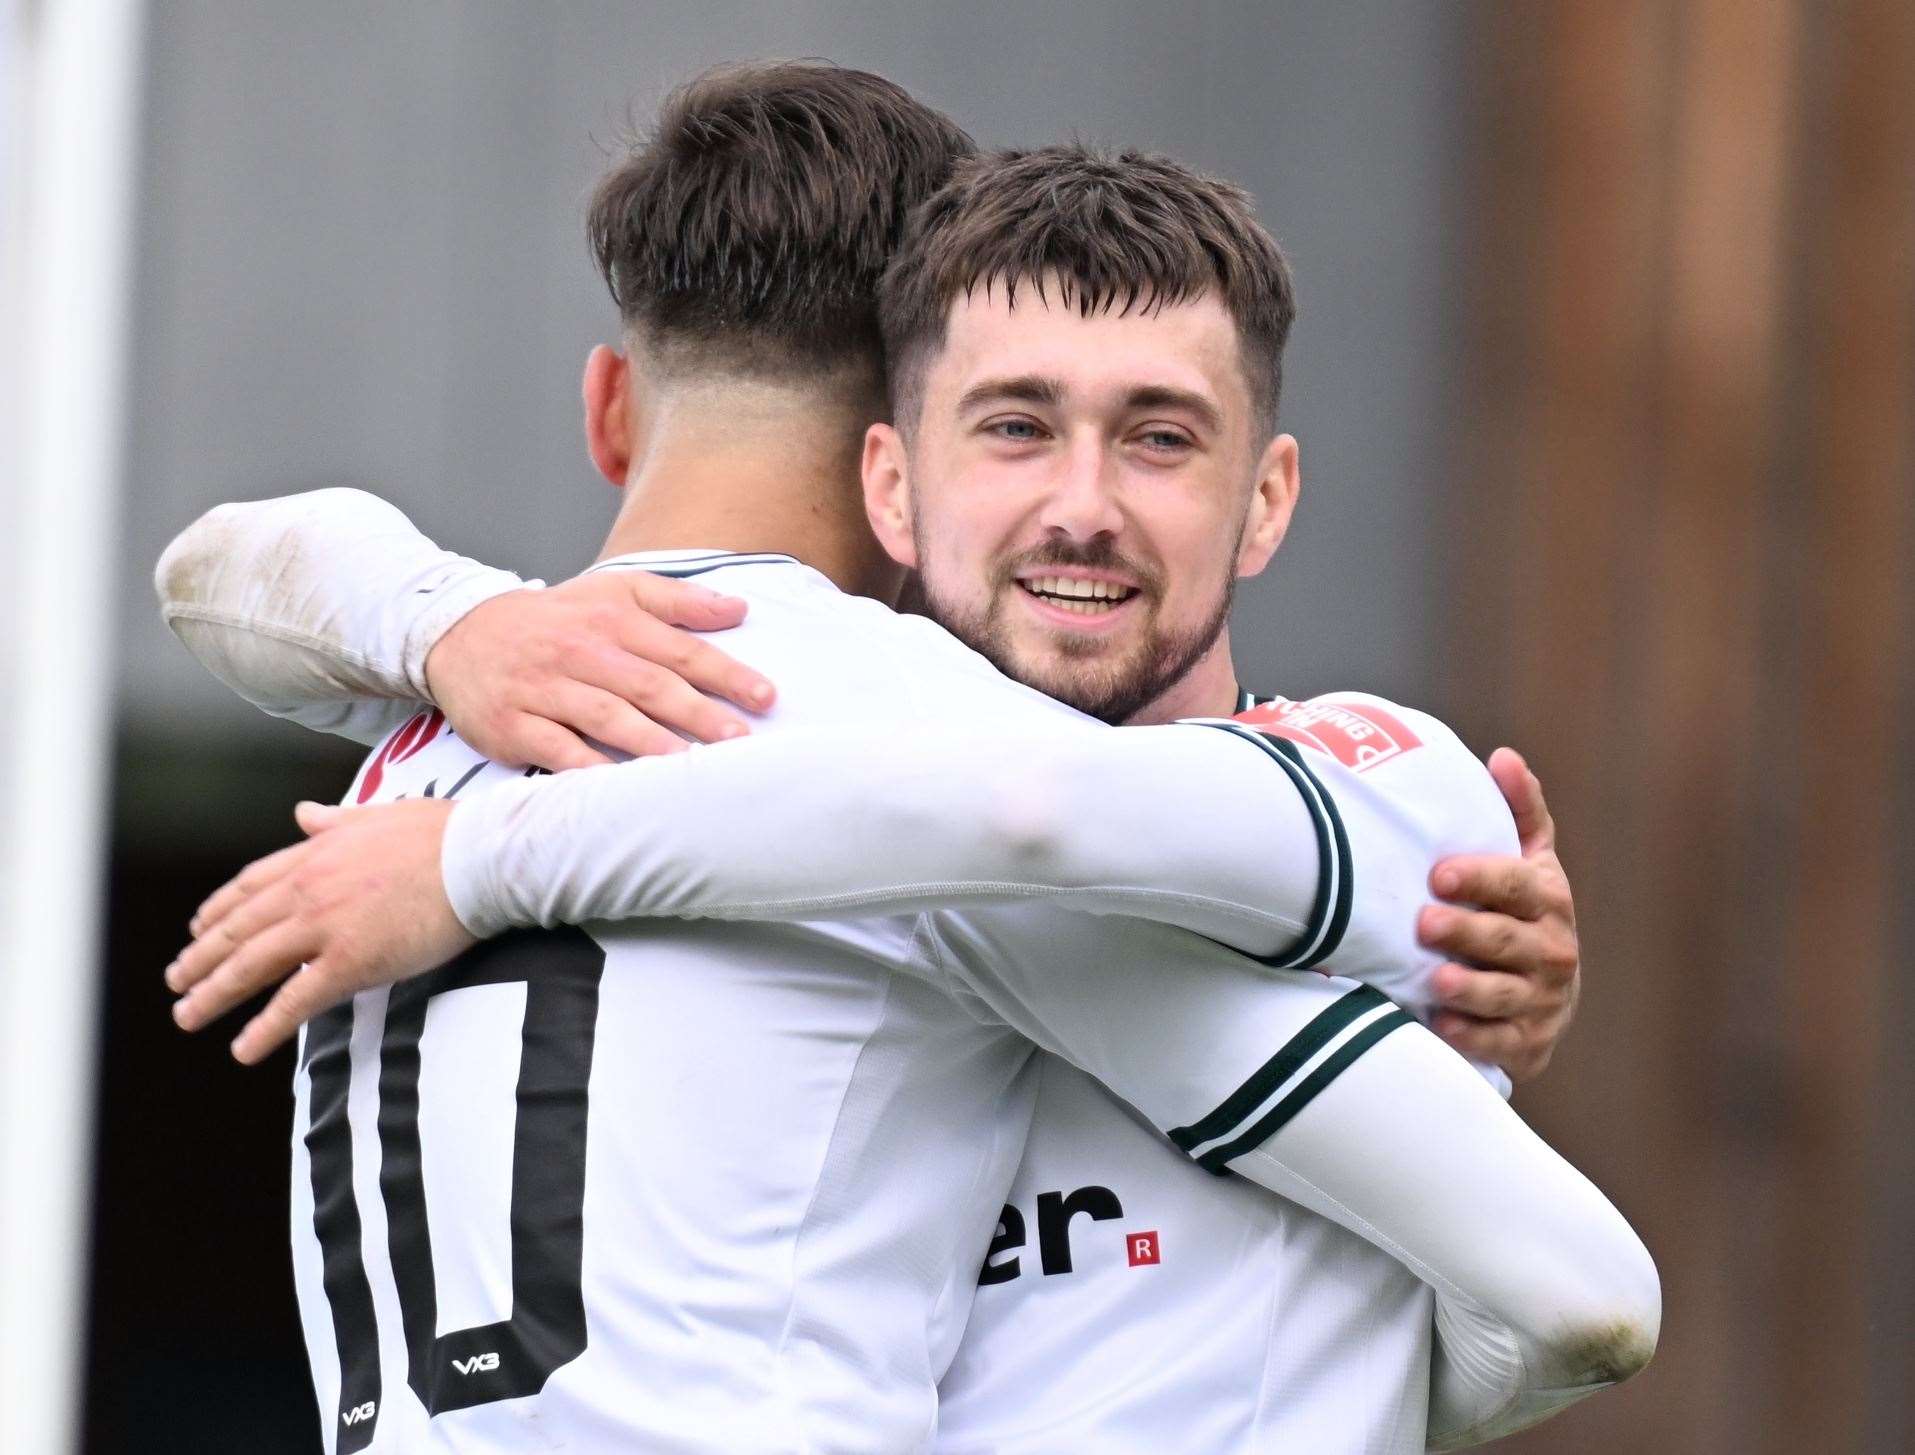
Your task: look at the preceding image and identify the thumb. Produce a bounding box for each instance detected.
[1486,746,1555,854]
[295,800,347,837]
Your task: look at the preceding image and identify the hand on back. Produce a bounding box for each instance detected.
[424,570,777,769]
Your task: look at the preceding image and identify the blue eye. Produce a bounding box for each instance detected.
[991,418,1042,441]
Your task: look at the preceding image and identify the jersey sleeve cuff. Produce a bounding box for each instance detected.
[1167,984,1413,1174]
[441,782,533,939]
[398,568,541,702]
[1179,719,1355,970]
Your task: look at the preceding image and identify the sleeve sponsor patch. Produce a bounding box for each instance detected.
[1232,696,1422,774]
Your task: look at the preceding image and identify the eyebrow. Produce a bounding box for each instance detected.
[956,375,1225,435]
[1124,385,1224,435]
[956,375,1064,414]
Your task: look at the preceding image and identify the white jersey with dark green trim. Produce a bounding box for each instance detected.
[938,1054,1432,1454]
[287,552,1452,1455]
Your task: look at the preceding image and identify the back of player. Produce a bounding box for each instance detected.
[289,553,1080,1453]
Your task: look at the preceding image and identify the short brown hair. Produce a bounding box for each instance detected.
[589,61,975,380]
[879,146,1297,435]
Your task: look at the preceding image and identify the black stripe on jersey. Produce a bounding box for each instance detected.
[302,1005,383,1452]
[585,552,799,581]
[1181,720,1354,970]
[1168,984,1390,1163]
[1191,1007,1414,1173]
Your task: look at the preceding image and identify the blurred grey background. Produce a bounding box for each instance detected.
[97,3,1915,1453]
[121,0,1461,741]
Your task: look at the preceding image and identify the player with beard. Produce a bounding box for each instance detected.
[159,76,1642,1454]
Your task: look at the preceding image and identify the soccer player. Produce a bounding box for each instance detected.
[160,69,1646,1453]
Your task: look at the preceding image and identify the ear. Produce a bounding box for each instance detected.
[1235,432,1300,579]
[862,422,919,569]
[583,345,633,487]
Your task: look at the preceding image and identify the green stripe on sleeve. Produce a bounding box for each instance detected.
[1168,984,1390,1154]
[1194,1007,1414,1173]
[1261,735,1354,970]
[1178,720,1346,970]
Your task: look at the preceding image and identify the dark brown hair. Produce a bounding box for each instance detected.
[588,61,974,381]
[879,146,1298,435]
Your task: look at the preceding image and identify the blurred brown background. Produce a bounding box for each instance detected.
[1452,3,1915,1451]
[88,2,1914,1451]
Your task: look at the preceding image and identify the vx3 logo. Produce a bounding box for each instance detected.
[341,1401,376,1426]
[453,1351,501,1376]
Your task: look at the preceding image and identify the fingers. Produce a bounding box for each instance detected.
[1430,1011,1541,1079]
[1419,903,1576,986]
[171,914,321,1033]
[547,681,689,760]
[503,714,615,773]
[1427,856,1559,921]
[590,642,755,746]
[1429,961,1536,1020]
[620,615,775,717]
[172,875,301,993]
[231,963,351,1065]
[189,838,305,937]
[1487,746,1556,855]
[625,573,749,633]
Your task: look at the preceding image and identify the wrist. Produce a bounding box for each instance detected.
[409,572,540,703]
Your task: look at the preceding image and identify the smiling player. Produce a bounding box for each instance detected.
[158,69,1643,1454]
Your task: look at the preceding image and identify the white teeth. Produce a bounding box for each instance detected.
[1024,575,1133,603]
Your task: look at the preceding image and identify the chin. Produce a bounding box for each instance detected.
[1010,652,1143,723]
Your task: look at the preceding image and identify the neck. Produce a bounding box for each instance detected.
[597,379,902,602]
[1124,630,1244,725]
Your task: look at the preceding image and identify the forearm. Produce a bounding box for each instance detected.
[155,488,527,745]
[1228,1027,1659,1446]
[441,724,1334,949]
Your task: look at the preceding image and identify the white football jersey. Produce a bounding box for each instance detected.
[289,553,1436,1454]
[934,694,1432,1455]
[160,502,1650,1454]
[938,1058,1432,1455]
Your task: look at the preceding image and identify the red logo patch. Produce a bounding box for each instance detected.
[354,708,447,803]
[1126,1231,1161,1267]
[1233,697,1422,774]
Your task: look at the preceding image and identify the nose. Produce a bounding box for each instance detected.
[1036,429,1123,543]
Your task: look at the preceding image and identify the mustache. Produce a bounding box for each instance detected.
[1000,540,1160,593]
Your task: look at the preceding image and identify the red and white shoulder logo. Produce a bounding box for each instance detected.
[353,707,448,803]
[1233,697,1422,774]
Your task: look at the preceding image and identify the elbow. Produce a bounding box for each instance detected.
[1537,1238,1662,1389]
[154,506,226,617]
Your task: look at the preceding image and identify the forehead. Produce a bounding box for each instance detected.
[931,283,1249,412]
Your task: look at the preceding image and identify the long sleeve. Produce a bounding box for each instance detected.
[916,907,1659,1448]
[440,706,1515,1029]
[1230,1017,1659,1447]
[1221,1005,1657,1445]
[154,488,529,745]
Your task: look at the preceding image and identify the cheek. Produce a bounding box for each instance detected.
[1137,498,1238,596]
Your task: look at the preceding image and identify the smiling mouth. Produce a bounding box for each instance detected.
[1017,576,1139,616]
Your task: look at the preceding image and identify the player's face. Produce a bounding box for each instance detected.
[868,285,1297,724]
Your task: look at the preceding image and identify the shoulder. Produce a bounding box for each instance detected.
[1231,691,1456,772]
[619,557,1086,731]
[1232,692,1516,856]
